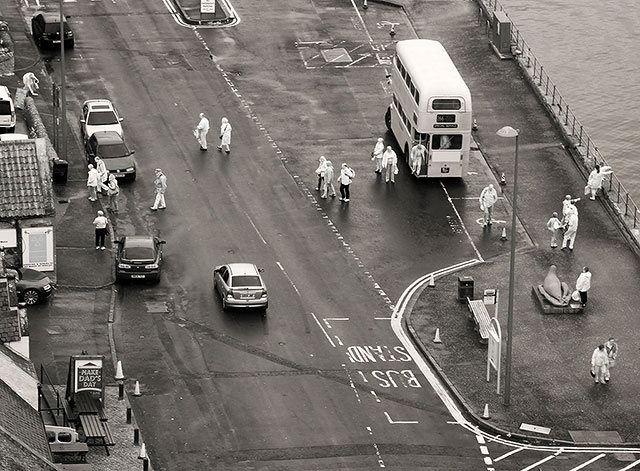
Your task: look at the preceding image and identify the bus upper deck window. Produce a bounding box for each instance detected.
[432,99,462,110]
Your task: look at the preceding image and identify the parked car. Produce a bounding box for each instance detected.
[7,267,55,305]
[80,99,123,142]
[0,86,16,133]
[213,263,268,312]
[85,131,136,181]
[115,236,165,281]
[31,12,74,49]
[0,133,29,141]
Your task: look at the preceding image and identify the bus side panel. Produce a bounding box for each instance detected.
[389,105,410,163]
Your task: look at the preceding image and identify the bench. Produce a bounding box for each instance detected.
[79,414,115,455]
[74,391,107,421]
[56,464,92,471]
[467,298,491,344]
[50,442,89,463]
[61,398,78,425]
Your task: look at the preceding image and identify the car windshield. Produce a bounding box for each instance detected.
[87,110,118,125]
[122,240,155,260]
[231,275,261,287]
[98,142,128,158]
[44,23,70,33]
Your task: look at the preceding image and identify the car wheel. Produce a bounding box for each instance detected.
[22,289,40,305]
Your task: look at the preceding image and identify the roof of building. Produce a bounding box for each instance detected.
[0,343,37,380]
[0,379,53,465]
[0,140,53,219]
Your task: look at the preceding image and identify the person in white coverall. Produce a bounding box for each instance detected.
[371,138,385,174]
[87,164,99,202]
[561,211,579,251]
[195,112,210,150]
[410,142,427,176]
[591,344,609,384]
[587,164,613,200]
[381,146,398,183]
[321,160,336,199]
[479,184,498,226]
[218,117,232,153]
[575,266,591,306]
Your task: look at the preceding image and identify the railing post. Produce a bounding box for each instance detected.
[571,116,576,135]
[565,104,569,125]
[579,125,583,146]
[552,85,556,105]
[545,76,549,95]
[586,137,590,162]
[625,193,629,216]
[539,65,543,85]
[526,48,531,67]
[634,208,637,229]
[617,181,621,203]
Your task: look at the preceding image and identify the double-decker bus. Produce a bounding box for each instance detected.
[385,39,472,178]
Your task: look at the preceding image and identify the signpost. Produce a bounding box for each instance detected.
[66,355,105,403]
[487,317,502,394]
[201,0,216,14]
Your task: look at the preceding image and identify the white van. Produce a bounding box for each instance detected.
[0,86,16,133]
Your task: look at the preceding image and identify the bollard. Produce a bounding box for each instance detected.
[118,382,124,400]
[143,458,149,471]
[134,428,140,445]
[127,407,132,424]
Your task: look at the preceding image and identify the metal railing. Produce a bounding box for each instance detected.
[480,0,640,230]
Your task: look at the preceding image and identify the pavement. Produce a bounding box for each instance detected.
[2,0,638,465]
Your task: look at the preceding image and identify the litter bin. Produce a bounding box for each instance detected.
[52,159,68,184]
[458,276,474,303]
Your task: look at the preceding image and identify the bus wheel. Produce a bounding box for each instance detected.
[385,107,391,131]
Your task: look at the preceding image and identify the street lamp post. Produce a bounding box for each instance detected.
[59,0,67,160]
[496,125,519,407]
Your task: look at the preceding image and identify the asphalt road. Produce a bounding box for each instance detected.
[20,0,640,469]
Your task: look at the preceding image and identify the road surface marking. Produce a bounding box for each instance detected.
[441,182,484,261]
[620,458,640,470]
[343,364,361,403]
[568,453,606,470]
[348,0,374,42]
[520,450,562,471]
[484,456,492,465]
[323,317,349,328]
[276,262,301,296]
[476,435,486,444]
[494,447,524,462]
[374,317,392,320]
[479,445,489,454]
[475,217,507,226]
[243,210,267,244]
[383,412,418,424]
[334,335,343,346]
[311,313,335,348]
[370,390,380,402]
[366,427,386,468]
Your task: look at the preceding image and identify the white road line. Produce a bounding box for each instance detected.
[494,446,524,462]
[476,435,485,444]
[348,0,374,42]
[343,364,361,403]
[479,445,489,454]
[276,262,301,296]
[568,453,606,470]
[243,210,267,244]
[311,313,336,348]
[383,412,418,424]
[440,181,484,262]
[334,335,343,346]
[520,450,562,471]
[374,317,392,320]
[620,458,640,470]
[370,390,380,402]
[323,317,350,328]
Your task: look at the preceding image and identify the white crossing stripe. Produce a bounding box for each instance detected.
[567,453,606,470]
[476,435,485,444]
[479,445,489,455]
[620,458,640,471]
[520,450,561,471]
[494,446,523,462]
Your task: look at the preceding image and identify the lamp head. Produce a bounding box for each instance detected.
[496,126,520,138]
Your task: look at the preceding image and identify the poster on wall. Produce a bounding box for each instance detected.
[0,228,17,248]
[22,226,54,271]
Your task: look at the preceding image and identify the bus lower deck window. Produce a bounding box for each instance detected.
[431,135,462,150]
[432,99,462,110]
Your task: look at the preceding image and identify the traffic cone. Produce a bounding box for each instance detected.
[363,0,368,9]
[499,173,507,185]
[433,328,442,343]
[428,273,436,288]
[389,24,396,36]
[138,443,147,460]
[482,403,491,419]
[500,227,508,241]
[472,119,478,131]
[115,360,125,381]
[133,380,141,397]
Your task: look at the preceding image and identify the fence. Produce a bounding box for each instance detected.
[478,0,640,237]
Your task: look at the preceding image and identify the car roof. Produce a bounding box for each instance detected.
[227,263,259,276]
[37,12,68,23]
[0,86,11,100]
[92,131,124,144]
[83,99,115,110]
[123,235,154,243]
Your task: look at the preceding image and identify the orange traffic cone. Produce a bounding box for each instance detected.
[433,328,442,343]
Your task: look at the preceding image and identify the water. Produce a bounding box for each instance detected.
[496,0,640,201]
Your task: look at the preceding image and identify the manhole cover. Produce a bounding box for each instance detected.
[321,48,352,63]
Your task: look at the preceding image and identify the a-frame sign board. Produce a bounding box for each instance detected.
[65,355,105,404]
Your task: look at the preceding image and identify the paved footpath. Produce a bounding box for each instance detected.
[396,0,640,444]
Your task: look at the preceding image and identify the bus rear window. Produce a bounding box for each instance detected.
[431,135,463,150]
[432,99,462,110]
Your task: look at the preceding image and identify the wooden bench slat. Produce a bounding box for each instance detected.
[467,298,492,342]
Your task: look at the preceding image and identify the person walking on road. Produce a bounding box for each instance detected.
[371,138,385,174]
[218,117,232,153]
[382,146,398,183]
[92,210,109,250]
[87,164,99,202]
[575,266,591,306]
[338,163,355,202]
[586,164,613,200]
[105,174,120,213]
[321,160,336,199]
[591,344,609,384]
[604,337,618,382]
[561,210,579,251]
[315,156,327,191]
[150,168,167,210]
[546,212,563,248]
[410,141,427,176]
[562,195,580,224]
[479,184,498,226]
[194,112,210,151]
[94,156,108,194]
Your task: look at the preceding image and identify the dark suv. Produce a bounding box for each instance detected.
[31,12,74,49]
